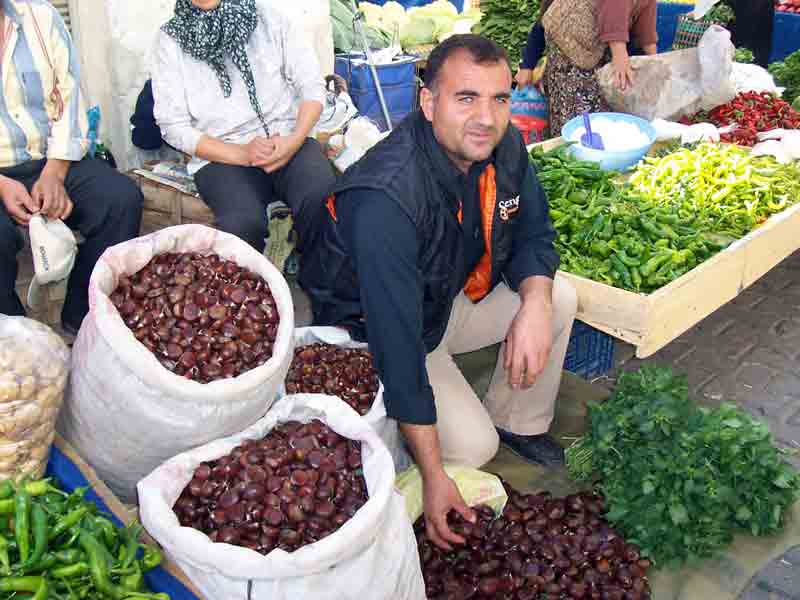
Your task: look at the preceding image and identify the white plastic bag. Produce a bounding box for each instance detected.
[138,394,424,600]
[691,0,721,19]
[731,63,782,95]
[59,225,295,501]
[752,130,800,163]
[599,27,735,121]
[696,26,736,111]
[289,327,409,470]
[0,316,69,480]
[396,465,508,521]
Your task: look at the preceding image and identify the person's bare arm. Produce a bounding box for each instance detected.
[400,423,475,550]
[261,100,323,173]
[33,159,73,220]
[642,43,657,55]
[609,41,635,92]
[195,135,275,167]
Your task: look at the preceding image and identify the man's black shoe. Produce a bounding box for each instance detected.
[496,428,565,467]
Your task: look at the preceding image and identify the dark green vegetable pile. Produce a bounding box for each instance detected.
[0,479,166,600]
[769,49,800,107]
[566,366,800,569]
[530,145,728,294]
[734,47,754,64]
[474,0,539,68]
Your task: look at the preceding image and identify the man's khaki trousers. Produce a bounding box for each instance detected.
[425,276,577,467]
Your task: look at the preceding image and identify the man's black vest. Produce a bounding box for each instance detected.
[299,113,529,351]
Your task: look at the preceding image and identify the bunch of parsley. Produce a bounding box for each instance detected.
[769,49,800,106]
[567,366,800,569]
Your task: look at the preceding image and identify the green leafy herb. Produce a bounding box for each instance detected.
[566,366,800,568]
[474,0,539,68]
[769,49,800,106]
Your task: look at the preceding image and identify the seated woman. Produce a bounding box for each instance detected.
[152,0,335,252]
[542,0,658,135]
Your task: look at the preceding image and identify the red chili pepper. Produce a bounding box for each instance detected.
[685,92,800,146]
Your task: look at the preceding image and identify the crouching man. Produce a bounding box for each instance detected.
[300,35,577,549]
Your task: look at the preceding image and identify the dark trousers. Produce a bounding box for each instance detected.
[728,0,775,68]
[0,158,143,329]
[193,138,335,254]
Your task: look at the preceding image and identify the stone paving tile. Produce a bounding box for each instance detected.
[739,544,800,600]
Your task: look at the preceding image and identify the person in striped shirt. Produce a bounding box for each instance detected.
[0,0,143,335]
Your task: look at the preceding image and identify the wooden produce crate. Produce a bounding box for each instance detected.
[49,433,204,598]
[127,171,215,236]
[528,138,800,358]
[565,202,800,358]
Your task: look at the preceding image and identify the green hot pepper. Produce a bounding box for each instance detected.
[80,530,121,599]
[0,536,9,575]
[14,487,32,564]
[0,575,48,595]
[24,503,49,569]
[139,545,163,572]
[50,506,91,541]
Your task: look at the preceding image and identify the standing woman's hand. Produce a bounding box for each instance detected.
[515,68,533,89]
[609,42,635,92]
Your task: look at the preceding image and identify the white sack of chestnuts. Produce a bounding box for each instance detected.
[138,393,425,600]
[285,327,410,471]
[59,225,295,502]
[0,315,69,481]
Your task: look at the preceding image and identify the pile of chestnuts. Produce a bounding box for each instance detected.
[172,419,368,554]
[416,485,651,599]
[111,252,280,383]
[285,343,380,416]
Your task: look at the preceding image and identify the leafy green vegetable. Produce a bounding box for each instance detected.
[331,0,391,52]
[734,47,754,64]
[567,366,800,569]
[706,3,735,26]
[473,0,539,68]
[769,49,800,106]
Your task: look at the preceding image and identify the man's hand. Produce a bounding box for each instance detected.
[0,175,39,225]
[515,68,533,89]
[260,134,303,174]
[505,276,555,389]
[422,468,475,551]
[245,137,276,167]
[399,423,475,550]
[32,168,72,221]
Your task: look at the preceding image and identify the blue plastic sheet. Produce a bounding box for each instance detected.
[45,444,200,600]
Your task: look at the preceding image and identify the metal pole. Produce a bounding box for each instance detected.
[349,0,393,131]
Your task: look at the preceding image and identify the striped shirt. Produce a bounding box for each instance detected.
[0,0,88,169]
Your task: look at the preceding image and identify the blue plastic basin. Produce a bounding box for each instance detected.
[561,112,656,172]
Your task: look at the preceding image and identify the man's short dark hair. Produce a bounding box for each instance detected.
[423,34,509,91]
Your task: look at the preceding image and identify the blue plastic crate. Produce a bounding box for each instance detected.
[771,12,800,63]
[335,53,419,131]
[46,441,200,599]
[564,320,615,379]
[656,2,695,52]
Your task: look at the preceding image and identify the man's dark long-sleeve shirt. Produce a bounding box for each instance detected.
[336,160,557,426]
